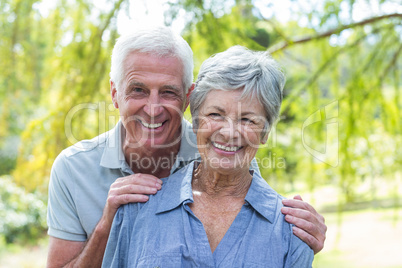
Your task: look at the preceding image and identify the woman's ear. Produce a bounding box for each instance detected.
[261,131,269,144]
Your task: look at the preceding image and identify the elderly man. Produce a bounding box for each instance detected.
[46,26,326,267]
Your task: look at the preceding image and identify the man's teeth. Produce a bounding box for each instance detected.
[141,121,163,129]
[212,142,241,152]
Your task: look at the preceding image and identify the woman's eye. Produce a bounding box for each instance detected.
[241,118,254,124]
[208,113,221,117]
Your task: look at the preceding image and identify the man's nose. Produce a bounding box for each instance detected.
[144,92,163,117]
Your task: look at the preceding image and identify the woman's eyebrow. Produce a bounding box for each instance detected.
[240,111,258,116]
[210,106,225,113]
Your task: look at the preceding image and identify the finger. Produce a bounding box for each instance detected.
[114,175,162,189]
[284,213,322,234]
[282,199,318,215]
[292,226,323,255]
[282,207,327,236]
[115,193,150,204]
[283,208,320,229]
[131,174,163,185]
[110,184,159,197]
[293,194,303,201]
[105,193,150,214]
[125,174,163,186]
[284,208,325,233]
[284,211,326,249]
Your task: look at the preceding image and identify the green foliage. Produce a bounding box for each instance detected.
[0,0,123,191]
[1,0,401,244]
[0,176,47,244]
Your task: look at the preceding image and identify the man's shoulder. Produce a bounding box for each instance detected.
[61,131,109,158]
[52,131,111,174]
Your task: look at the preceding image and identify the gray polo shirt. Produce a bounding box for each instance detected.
[47,119,260,241]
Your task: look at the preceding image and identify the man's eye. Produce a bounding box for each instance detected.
[162,90,176,95]
[133,87,144,93]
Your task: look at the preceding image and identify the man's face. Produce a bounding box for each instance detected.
[111,52,188,150]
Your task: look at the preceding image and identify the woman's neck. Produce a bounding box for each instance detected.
[191,162,253,199]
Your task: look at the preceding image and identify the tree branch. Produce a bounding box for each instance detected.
[268,13,402,54]
[280,26,388,112]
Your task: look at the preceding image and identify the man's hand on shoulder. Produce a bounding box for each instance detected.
[102,174,163,225]
[281,195,327,254]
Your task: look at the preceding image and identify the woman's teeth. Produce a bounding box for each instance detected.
[212,142,241,152]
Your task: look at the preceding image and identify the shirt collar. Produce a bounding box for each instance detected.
[100,120,126,169]
[156,161,279,223]
[170,119,199,174]
[156,161,195,214]
[244,172,279,223]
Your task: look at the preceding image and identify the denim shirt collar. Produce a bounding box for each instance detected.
[156,161,279,223]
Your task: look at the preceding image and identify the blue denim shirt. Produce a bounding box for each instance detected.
[103,161,313,267]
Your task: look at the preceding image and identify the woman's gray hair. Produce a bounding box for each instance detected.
[110,26,194,93]
[190,45,285,136]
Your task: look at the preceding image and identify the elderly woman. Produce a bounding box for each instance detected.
[102,46,314,267]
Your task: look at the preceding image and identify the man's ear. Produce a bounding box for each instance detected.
[110,80,119,109]
[184,83,195,110]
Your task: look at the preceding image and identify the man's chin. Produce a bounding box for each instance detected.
[139,138,181,150]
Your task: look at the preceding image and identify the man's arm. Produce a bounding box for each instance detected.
[46,174,162,268]
[47,238,85,267]
[281,195,327,254]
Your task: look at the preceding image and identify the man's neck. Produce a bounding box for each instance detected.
[125,146,180,178]
[121,128,181,178]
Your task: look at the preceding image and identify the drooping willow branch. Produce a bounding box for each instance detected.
[267,13,402,54]
[280,27,379,111]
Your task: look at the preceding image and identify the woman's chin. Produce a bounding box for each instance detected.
[205,160,250,174]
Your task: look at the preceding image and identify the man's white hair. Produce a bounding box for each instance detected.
[110,26,194,93]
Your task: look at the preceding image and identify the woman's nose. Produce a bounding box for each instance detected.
[219,118,240,140]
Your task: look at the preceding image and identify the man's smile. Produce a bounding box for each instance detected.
[139,119,165,129]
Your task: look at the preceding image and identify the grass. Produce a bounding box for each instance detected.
[313,207,402,268]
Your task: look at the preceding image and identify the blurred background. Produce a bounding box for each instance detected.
[0,0,401,267]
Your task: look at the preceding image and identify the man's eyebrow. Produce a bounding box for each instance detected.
[128,80,147,88]
[161,85,182,92]
[127,81,182,93]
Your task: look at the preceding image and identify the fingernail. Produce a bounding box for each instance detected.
[156,183,162,189]
[157,179,163,184]
[281,207,289,213]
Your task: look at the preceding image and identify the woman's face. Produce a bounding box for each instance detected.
[196,89,268,173]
